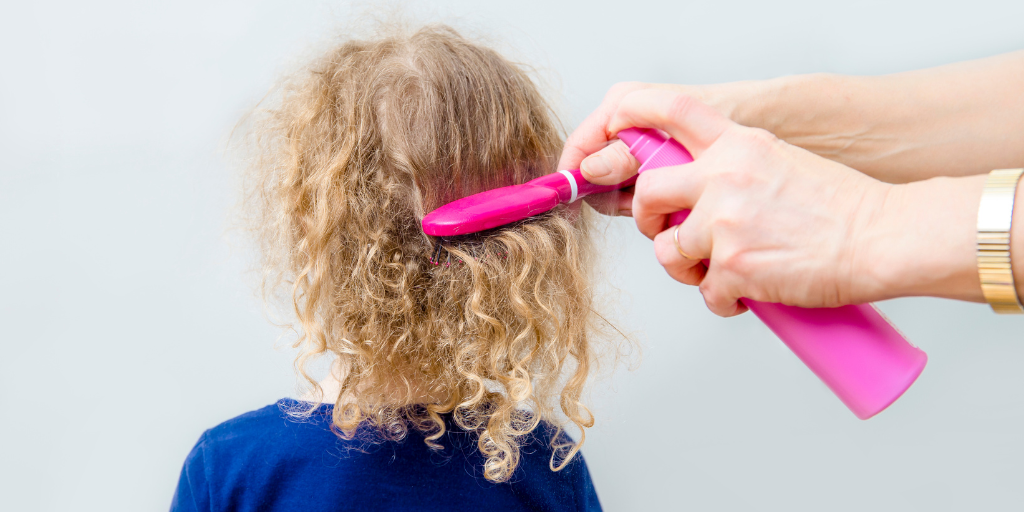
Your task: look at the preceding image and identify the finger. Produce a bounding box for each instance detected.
[631,162,711,239]
[665,259,706,287]
[652,203,711,258]
[579,140,640,185]
[666,211,745,318]
[608,89,734,159]
[652,225,706,286]
[557,82,650,172]
[698,270,749,318]
[583,188,634,217]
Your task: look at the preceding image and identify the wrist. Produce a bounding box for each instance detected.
[745,73,851,139]
[857,176,987,302]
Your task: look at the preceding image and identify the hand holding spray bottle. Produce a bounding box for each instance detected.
[422,128,928,419]
[616,127,927,419]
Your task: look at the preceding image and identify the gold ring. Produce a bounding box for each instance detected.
[673,224,698,260]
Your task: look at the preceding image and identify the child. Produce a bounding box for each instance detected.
[171,24,605,512]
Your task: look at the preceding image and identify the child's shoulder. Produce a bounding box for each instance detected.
[209,398,324,430]
[197,399,334,456]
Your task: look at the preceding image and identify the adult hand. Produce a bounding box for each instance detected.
[560,81,768,216]
[571,89,913,317]
[561,60,1024,314]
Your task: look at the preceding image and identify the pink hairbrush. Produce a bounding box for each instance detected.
[422,128,927,419]
[422,169,636,236]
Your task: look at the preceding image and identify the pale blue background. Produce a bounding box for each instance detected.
[2,1,1023,510]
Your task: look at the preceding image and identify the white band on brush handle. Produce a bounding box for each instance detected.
[558,170,578,203]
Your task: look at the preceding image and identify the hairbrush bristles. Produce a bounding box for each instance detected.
[426,213,549,267]
[430,241,444,266]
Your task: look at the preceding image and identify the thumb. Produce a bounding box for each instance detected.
[579,140,640,185]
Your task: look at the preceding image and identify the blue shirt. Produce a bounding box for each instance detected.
[171,399,602,511]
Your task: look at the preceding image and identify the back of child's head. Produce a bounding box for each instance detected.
[243,24,599,483]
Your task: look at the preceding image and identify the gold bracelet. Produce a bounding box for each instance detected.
[977,168,1024,314]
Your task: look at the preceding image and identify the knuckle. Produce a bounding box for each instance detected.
[609,81,643,98]
[739,126,780,156]
[698,280,715,301]
[699,288,723,314]
[716,166,755,189]
[716,248,751,277]
[699,281,731,317]
[665,93,698,125]
[709,210,742,233]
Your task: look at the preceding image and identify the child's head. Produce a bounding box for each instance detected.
[243,24,600,482]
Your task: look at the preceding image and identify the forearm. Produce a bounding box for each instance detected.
[723,51,1024,184]
[862,174,1024,303]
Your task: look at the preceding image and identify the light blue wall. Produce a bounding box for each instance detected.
[2,1,1022,510]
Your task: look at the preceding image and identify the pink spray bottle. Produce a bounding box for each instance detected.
[618,127,927,419]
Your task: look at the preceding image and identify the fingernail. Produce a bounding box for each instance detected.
[581,155,611,178]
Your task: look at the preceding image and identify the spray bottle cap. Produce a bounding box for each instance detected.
[616,128,663,163]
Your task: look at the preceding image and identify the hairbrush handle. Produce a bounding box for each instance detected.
[421,168,637,237]
[617,127,927,419]
[527,168,637,203]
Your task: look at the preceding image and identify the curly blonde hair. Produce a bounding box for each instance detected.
[241,24,602,483]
